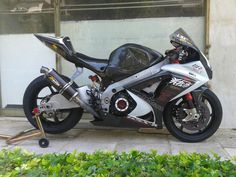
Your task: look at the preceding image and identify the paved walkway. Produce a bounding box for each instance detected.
[0,116,236,159]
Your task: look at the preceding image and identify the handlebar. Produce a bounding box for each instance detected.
[165,47,188,64]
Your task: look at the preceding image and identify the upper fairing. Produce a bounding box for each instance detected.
[169,28,212,79]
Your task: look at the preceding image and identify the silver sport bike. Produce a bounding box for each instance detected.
[23,28,222,142]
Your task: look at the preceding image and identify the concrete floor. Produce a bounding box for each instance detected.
[0,116,236,159]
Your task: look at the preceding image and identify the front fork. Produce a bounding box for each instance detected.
[171,56,201,121]
[182,92,201,122]
[184,93,195,109]
[167,50,202,121]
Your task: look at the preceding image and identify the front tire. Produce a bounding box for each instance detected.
[163,89,222,142]
[23,75,83,134]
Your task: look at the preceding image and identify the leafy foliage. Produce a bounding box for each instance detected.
[0,148,235,177]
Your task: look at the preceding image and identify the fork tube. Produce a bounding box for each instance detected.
[184,93,195,109]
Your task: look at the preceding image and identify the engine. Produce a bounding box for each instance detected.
[109,91,137,116]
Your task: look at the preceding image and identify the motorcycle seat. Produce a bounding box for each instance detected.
[74,52,108,73]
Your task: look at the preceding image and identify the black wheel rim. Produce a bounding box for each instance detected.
[171,94,213,135]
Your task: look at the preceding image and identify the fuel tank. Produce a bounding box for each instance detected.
[105,43,163,81]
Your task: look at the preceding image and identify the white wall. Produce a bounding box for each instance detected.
[0,34,55,108]
[209,0,236,128]
[60,17,204,85]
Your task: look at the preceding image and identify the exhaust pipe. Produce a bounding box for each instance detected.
[40,66,99,117]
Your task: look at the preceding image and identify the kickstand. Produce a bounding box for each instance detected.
[0,108,49,148]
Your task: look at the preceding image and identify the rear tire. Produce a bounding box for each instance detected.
[163,89,222,142]
[23,75,83,134]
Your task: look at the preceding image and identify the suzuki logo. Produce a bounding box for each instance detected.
[169,77,192,88]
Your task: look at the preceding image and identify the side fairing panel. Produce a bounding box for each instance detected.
[101,60,167,112]
[161,61,209,100]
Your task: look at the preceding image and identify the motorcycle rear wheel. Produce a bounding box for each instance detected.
[23,75,83,134]
[163,89,222,142]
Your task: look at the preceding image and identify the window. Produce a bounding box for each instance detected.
[0,0,205,34]
[0,0,54,34]
[61,0,205,21]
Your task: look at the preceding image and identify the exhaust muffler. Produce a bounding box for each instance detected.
[40,66,99,117]
[40,66,78,101]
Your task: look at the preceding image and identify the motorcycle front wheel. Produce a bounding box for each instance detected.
[23,75,83,134]
[163,89,222,142]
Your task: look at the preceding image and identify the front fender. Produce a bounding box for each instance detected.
[191,85,208,104]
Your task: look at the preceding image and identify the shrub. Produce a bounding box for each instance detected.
[0,148,235,177]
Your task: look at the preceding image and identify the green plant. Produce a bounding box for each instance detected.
[0,148,235,177]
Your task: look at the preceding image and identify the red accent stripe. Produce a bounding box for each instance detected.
[173,60,180,64]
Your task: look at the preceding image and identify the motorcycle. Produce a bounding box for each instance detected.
[23,28,222,142]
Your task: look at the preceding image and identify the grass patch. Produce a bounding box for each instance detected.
[0,148,235,177]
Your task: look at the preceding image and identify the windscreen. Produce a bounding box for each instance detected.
[169,28,200,52]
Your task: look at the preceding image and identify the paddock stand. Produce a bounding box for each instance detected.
[0,108,49,148]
